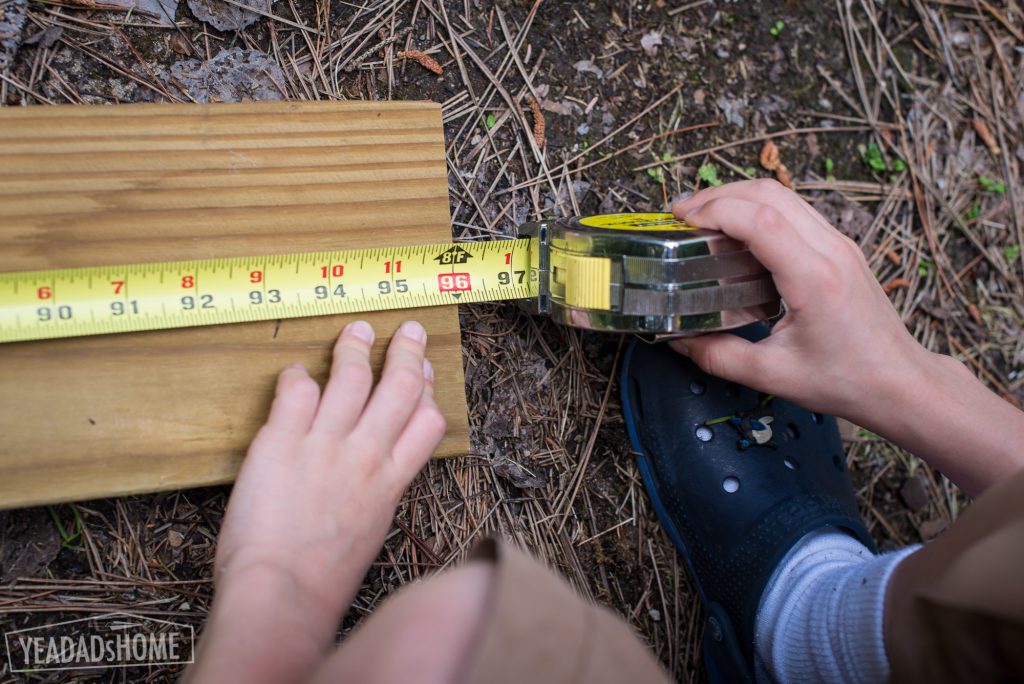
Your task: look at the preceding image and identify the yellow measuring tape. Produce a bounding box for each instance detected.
[0,240,537,343]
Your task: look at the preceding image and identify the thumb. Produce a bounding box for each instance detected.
[669,333,772,387]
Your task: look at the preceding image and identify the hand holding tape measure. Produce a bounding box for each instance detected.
[0,213,780,343]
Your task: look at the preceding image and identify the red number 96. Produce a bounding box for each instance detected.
[438,273,472,292]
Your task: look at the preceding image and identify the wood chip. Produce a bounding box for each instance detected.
[396,50,442,75]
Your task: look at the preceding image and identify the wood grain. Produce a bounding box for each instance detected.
[0,101,469,510]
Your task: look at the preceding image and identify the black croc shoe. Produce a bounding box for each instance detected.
[620,324,875,682]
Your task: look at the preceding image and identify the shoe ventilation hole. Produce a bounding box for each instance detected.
[695,425,714,442]
[722,476,740,493]
[832,454,844,472]
[786,423,800,439]
[784,457,799,470]
[689,380,706,395]
[811,412,824,424]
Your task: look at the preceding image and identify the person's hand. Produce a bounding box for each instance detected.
[670,180,930,421]
[197,320,446,677]
[216,319,445,609]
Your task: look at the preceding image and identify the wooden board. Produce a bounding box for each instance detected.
[0,101,469,510]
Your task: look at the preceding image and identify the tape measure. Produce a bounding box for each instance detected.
[518,213,780,334]
[0,213,780,343]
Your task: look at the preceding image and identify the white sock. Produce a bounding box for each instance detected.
[753,528,920,684]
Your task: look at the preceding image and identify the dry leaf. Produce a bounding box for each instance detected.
[759,140,781,171]
[165,49,286,104]
[775,164,793,189]
[21,25,62,49]
[573,59,603,78]
[640,30,663,57]
[188,0,264,31]
[169,32,192,56]
[539,99,579,116]
[493,457,547,489]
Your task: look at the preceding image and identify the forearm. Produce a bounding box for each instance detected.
[184,564,338,684]
[853,349,1024,498]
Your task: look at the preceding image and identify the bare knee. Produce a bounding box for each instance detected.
[311,561,493,684]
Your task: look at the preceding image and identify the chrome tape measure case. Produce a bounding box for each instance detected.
[520,213,781,334]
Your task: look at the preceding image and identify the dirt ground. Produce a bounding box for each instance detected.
[2,0,1023,681]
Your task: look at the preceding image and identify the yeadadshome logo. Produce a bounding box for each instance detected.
[4,612,195,672]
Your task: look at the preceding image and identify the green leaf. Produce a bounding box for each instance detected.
[47,505,81,547]
[918,257,934,278]
[824,157,834,174]
[769,20,784,36]
[485,113,496,129]
[697,163,723,187]
[964,202,981,221]
[860,142,888,173]
[978,174,1006,194]
[891,158,907,172]
[1005,244,1021,263]
[742,166,757,177]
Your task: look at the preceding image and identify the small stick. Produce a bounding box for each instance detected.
[343,26,413,72]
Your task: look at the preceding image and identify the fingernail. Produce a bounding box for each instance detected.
[422,358,434,381]
[669,191,693,212]
[344,320,375,344]
[399,320,427,344]
[287,363,306,371]
[670,339,691,357]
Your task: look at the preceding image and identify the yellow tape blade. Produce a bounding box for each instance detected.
[0,239,535,343]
